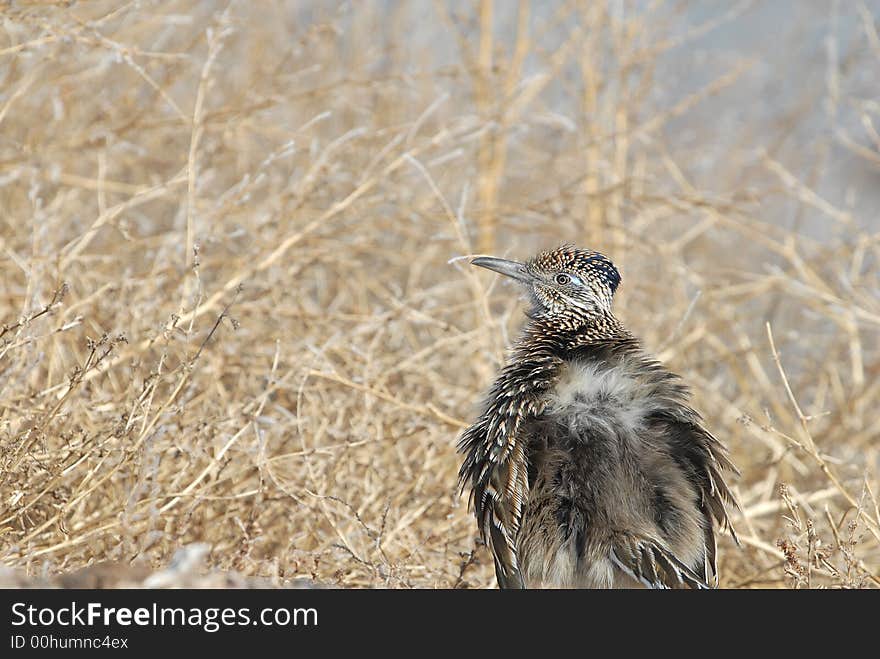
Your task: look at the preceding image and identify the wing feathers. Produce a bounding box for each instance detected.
[457,352,561,589]
[610,534,710,589]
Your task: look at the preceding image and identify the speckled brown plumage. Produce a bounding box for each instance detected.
[458,245,738,588]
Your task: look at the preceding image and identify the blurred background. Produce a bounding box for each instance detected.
[1,0,878,588]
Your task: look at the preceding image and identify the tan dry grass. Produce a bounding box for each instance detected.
[0,1,878,588]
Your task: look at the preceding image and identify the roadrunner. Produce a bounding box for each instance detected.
[458,245,738,588]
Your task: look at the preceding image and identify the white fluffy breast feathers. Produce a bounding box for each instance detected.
[545,359,663,437]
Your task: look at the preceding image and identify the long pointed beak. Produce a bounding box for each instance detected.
[470,256,531,284]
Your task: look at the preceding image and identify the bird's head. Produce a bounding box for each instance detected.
[471,245,621,323]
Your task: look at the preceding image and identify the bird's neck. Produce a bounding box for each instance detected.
[517,309,634,360]
[490,311,636,408]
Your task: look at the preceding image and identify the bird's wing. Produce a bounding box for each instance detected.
[610,533,710,589]
[458,356,559,589]
[482,455,527,589]
[458,402,534,589]
[648,410,740,584]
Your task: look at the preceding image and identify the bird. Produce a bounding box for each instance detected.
[457,245,739,589]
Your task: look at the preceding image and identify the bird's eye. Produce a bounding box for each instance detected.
[554,273,571,285]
